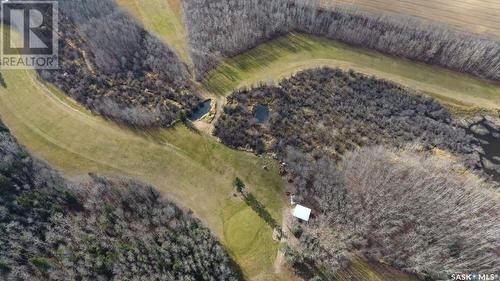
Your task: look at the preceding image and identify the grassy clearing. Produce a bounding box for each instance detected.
[203,33,500,112]
[318,0,500,36]
[0,67,291,280]
[116,0,191,64]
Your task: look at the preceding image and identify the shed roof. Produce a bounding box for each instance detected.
[292,204,311,221]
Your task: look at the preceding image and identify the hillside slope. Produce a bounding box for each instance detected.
[116,0,191,64]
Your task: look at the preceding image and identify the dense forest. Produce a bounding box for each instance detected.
[215,68,500,279]
[32,0,202,127]
[283,146,499,280]
[215,68,480,167]
[183,0,500,81]
[0,120,240,281]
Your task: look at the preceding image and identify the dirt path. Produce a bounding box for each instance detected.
[274,189,304,277]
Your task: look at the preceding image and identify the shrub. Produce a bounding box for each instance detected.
[0,175,16,198]
[234,177,246,193]
[26,0,202,128]
[0,261,11,275]
[215,68,478,169]
[29,257,51,272]
[292,224,303,238]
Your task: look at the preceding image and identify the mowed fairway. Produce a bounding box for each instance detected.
[203,33,500,113]
[0,68,297,281]
[315,0,500,36]
[116,0,191,64]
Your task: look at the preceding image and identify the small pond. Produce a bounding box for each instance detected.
[189,100,212,121]
[253,104,270,123]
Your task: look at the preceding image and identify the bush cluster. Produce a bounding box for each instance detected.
[215,68,500,278]
[215,68,480,167]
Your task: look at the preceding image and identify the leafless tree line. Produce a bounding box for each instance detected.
[33,0,203,127]
[183,0,500,81]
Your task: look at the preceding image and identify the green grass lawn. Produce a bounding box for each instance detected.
[0,67,290,280]
[203,33,500,113]
[116,0,191,65]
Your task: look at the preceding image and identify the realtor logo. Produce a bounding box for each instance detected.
[1,0,58,69]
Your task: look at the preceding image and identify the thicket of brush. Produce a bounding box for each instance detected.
[215,68,500,279]
[215,67,480,168]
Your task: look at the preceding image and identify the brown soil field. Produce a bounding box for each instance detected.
[317,0,500,36]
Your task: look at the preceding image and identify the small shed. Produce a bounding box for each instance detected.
[292,204,312,222]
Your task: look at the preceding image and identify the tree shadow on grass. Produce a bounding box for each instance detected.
[242,192,278,229]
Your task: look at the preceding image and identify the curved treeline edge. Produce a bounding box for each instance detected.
[0,120,241,281]
[183,0,500,81]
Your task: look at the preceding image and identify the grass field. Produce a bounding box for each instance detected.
[315,0,500,36]
[0,67,297,280]
[116,0,191,64]
[203,33,500,113]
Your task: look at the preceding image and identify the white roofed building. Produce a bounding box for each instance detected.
[292,204,311,222]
